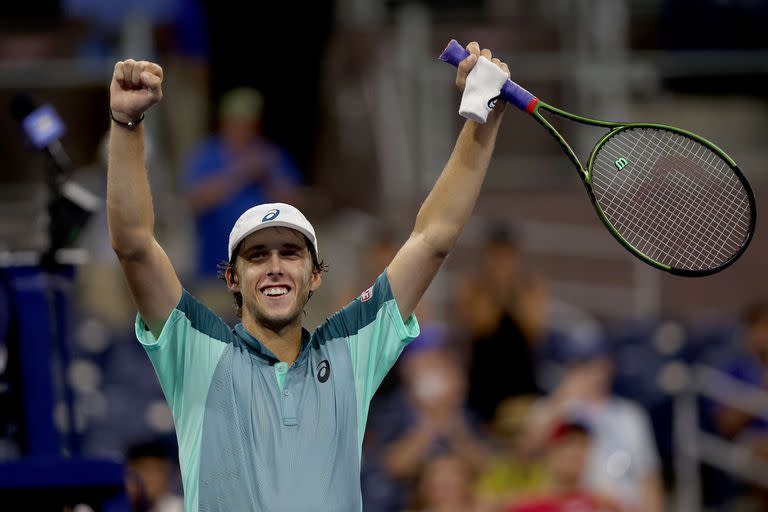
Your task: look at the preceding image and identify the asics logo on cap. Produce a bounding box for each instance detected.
[262,209,280,222]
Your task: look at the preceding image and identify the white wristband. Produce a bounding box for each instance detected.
[458,56,509,123]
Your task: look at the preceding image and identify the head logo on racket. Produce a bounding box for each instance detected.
[262,209,280,222]
[615,158,628,171]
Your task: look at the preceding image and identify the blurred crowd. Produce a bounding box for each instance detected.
[357,226,663,512]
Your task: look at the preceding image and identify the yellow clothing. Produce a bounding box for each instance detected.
[475,457,549,501]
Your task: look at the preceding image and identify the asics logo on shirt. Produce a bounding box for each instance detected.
[316,360,330,383]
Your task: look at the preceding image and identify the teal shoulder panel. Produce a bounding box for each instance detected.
[313,271,395,342]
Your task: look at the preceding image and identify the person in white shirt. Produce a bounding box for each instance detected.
[525,336,664,512]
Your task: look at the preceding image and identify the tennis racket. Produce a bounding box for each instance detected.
[440,39,756,277]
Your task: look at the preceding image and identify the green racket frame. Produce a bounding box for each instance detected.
[530,101,756,276]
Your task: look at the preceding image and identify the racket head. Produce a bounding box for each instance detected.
[585,124,756,276]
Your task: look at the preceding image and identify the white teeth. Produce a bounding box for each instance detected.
[263,287,288,296]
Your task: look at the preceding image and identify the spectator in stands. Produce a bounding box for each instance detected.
[180,87,303,313]
[474,396,548,510]
[456,224,545,425]
[525,335,664,512]
[715,302,768,440]
[368,330,491,510]
[103,439,183,512]
[507,418,622,512]
[711,302,768,509]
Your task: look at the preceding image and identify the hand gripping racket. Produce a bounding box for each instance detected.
[440,40,756,276]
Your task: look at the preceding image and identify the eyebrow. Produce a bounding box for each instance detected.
[242,242,306,254]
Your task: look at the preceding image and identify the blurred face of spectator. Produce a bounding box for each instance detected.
[547,429,590,490]
[228,228,321,331]
[221,116,259,152]
[418,455,474,510]
[452,271,501,337]
[401,349,466,416]
[564,357,613,399]
[493,396,536,457]
[515,275,549,341]
[483,241,521,299]
[218,88,263,151]
[126,456,170,506]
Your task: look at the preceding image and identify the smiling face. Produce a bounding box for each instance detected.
[226,227,321,333]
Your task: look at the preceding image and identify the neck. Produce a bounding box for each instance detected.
[225,134,260,153]
[242,315,303,363]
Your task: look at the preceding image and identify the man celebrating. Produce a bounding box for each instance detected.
[107,42,508,511]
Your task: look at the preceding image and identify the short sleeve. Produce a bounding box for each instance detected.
[135,289,233,423]
[135,290,233,511]
[313,270,419,452]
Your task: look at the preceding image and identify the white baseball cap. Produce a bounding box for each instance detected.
[228,203,318,261]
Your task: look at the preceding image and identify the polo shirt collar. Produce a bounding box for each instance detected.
[234,323,311,366]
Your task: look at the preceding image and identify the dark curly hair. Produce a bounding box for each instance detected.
[216,233,328,318]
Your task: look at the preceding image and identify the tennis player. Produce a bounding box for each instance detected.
[107,42,507,511]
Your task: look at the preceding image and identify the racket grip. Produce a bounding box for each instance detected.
[438,39,538,113]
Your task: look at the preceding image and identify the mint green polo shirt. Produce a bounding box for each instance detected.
[135,270,419,511]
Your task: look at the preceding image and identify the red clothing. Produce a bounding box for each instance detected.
[507,492,606,512]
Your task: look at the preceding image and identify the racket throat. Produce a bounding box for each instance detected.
[533,112,589,182]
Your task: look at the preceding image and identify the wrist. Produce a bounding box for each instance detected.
[109,108,145,130]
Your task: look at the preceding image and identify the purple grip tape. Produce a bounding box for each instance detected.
[438,39,536,113]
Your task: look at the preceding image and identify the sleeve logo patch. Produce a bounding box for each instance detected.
[360,286,374,302]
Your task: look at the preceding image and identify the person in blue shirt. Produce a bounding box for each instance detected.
[106,42,508,511]
[715,302,768,438]
[181,87,303,279]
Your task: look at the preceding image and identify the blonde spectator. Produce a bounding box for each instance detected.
[475,396,548,510]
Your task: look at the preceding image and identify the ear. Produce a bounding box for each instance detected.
[225,265,240,292]
[309,267,322,293]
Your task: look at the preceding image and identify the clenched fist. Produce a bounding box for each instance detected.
[455,43,508,90]
[110,59,164,124]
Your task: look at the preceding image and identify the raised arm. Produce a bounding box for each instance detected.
[387,42,508,319]
[108,59,182,336]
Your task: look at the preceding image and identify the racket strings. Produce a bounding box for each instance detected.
[600,133,748,269]
[609,141,746,269]
[591,128,752,271]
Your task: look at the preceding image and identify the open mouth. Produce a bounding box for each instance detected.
[260,285,291,297]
